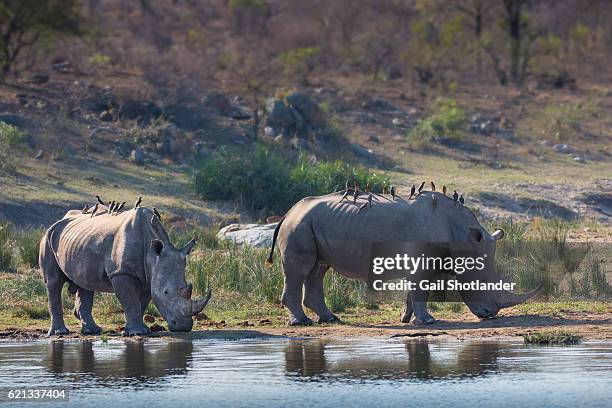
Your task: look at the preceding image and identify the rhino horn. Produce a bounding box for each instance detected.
[191,289,212,316]
[496,282,543,309]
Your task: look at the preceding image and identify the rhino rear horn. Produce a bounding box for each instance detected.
[191,289,212,315]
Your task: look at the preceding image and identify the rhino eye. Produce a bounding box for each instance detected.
[164,290,168,295]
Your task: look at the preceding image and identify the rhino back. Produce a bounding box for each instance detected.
[281,192,480,279]
[49,208,157,292]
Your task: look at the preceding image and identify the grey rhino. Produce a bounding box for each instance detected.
[268,190,540,326]
[39,204,211,336]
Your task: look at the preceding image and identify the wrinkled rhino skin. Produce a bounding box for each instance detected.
[40,206,210,336]
[268,191,540,326]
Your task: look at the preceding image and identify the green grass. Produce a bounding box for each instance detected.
[523,330,582,345]
[192,145,391,217]
[407,97,466,147]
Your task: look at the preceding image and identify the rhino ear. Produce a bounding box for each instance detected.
[151,239,164,256]
[468,227,484,243]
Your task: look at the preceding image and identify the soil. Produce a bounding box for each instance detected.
[2,311,609,341]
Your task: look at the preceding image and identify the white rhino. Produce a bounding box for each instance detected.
[39,202,210,336]
[267,190,540,326]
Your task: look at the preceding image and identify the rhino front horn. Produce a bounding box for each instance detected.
[496,282,543,309]
[191,289,212,316]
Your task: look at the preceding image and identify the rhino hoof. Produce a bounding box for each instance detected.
[48,327,69,336]
[122,324,151,336]
[413,316,437,326]
[288,316,313,326]
[318,315,341,324]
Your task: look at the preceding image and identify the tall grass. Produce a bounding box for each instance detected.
[0,221,16,272]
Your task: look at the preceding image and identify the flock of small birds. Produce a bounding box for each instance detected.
[339,179,467,214]
[81,195,163,220]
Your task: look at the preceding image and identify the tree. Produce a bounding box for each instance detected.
[0,0,81,80]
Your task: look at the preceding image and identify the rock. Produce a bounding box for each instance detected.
[118,100,161,125]
[149,323,166,332]
[217,223,278,248]
[99,110,113,121]
[392,118,401,126]
[31,73,49,84]
[266,99,295,134]
[553,143,571,153]
[368,135,380,144]
[273,134,283,144]
[204,92,251,119]
[350,143,375,159]
[130,147,145,165]
[573,155,586,163]
[264,126,275,137]
[539,140,552,146]
[143,314,155,323]
[259,319,272,325]
[286,92,324,126]
[289,106,305,130]
[34,150,44,159]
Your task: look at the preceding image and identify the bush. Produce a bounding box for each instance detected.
[407,98,466,146]
[192,145,391,217]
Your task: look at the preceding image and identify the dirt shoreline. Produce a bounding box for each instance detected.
[2,312,610,341]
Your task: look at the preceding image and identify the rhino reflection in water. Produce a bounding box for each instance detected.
[285,339,506,380]
[45,340,193,381]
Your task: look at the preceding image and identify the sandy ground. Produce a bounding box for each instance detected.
[1,312,610,341]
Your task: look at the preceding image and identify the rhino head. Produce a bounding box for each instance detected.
[146,221,211,332]
[452,228,541,319]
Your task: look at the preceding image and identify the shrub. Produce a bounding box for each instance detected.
[192,145,390,217]
[0,121,27,171]
[523,330,581,345]
[407,98,466,146]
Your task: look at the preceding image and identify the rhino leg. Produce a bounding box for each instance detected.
[41,241,69,336]
[139,290,151,317]
[400,292,413,323]
[74,287,102,335]
[411,288,436,325]
[304,265,340,324]
[111,275,150,336]
[281,260,314,327]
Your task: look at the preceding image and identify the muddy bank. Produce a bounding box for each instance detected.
[2,312,610,341]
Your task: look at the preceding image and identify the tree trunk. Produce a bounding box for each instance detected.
[504,0,523,83]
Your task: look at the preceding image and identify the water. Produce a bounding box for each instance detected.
[0,337,610,407]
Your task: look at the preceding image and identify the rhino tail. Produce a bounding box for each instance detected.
[266,216,285,266]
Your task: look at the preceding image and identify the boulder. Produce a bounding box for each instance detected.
[204,92,251,119]
[217,223,278,248]
[265,99,295,132]
[118,100,161,125]
[553,143,571,154]
[286,92,324,126]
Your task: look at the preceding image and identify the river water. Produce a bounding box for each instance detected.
[0,337,610,407]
